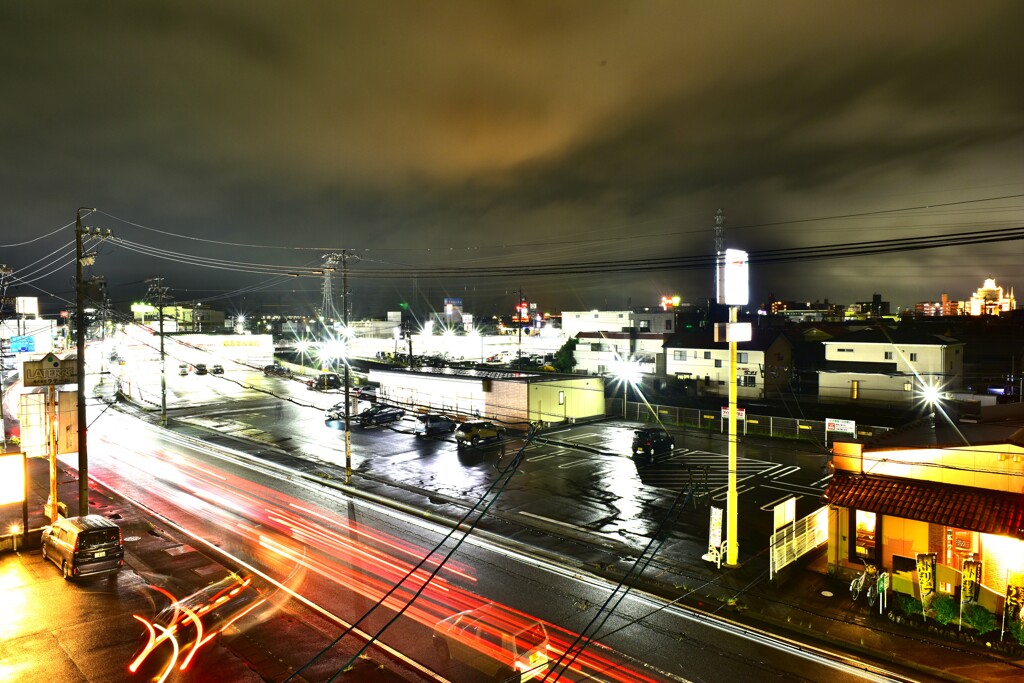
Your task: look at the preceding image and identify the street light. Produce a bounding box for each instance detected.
[615,358,642,420]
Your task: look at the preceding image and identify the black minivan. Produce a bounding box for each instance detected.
[41,515,124,580]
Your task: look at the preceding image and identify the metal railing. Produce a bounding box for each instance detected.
[610,398,890,444]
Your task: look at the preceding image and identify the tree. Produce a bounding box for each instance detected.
[552,337,577,373]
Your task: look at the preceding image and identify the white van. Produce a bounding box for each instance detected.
[433,604,550,681]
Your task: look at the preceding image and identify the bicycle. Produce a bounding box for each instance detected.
[850,558,879,606]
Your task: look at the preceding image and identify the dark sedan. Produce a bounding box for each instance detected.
[357,404,405,427]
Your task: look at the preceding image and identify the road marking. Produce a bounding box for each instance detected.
[519,511,589,532]
[760,495,802,511]
[557,460,591,469]
[768,465,801,479]
[763,482,828,495]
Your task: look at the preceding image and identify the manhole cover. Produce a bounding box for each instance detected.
[123,536,142,542]
[821,590,834,598]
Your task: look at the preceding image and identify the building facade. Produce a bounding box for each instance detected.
[967,277,1016,316]
[818,328,964,404]
[367,367,606,428]
[663,329,792,399]
[824,413,1024,614]
[561,309,676,339]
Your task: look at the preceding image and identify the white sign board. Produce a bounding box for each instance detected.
[709,506,723,549]
[717,249,749,306]
[826,418,856,434]
[721,406,747,420]
[773,497,796,532]
[22,354,77,387]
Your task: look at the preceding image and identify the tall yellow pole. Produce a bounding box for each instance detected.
[726,305,740,566]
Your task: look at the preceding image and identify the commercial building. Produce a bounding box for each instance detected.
[824,409,1024,613]
[367,367,605,429]
[561,309,677,339]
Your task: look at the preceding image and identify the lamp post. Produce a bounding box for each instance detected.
[716,248,749,568]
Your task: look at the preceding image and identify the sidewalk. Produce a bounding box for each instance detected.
[0,454,439,683]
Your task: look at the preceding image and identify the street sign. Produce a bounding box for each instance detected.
[826,418,856,434]
[22,353,78,387]
[721,406,746,420]
[11,335,35,353]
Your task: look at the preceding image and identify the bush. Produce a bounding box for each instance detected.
[962,602,997,635]
[896,593,923,617]
[931,594,958,625]
[1009,618,1024,645]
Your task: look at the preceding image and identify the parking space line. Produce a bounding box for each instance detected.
[760,494,802,511]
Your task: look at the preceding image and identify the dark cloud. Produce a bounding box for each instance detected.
[2,2,1023,316]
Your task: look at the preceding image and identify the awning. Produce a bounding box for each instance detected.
[823,473,1024,540]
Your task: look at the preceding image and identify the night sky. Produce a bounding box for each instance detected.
[2,2,1023,318]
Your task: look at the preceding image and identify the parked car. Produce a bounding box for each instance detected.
[211,364,225,375]
[433,604,550,681]
[455,420,506,447]
[263,363,290,377]
[415,414,457,436]
[194,363,209,375]
[631,427,675,465]
[307,372,343,391]
[41,514,124,580]
[358,404,405,427]
[356,385,378,402]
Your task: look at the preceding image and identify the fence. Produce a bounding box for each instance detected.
[769,505,830,579]
[609,398,890,445]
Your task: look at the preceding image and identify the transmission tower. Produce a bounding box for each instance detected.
[713,208,725,301]
[320,253,341,326]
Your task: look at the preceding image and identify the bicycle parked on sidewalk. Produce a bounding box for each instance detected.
[850,558,879,606]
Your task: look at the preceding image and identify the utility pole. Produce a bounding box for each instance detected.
[341,250,353,484]
[517,288,525,371]
[146,278,170,427]
[74,207,93,517]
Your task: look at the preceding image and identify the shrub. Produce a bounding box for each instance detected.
[896,593,923,617]
[1009,618,1024,646]
[931,594,958,625]
[961,602,997,635]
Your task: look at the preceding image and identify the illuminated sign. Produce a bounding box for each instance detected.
[717,248,749,306]
[22,353,78,387]
[11,335,34,353]
[661,295,681,310]
[0,453,25,505]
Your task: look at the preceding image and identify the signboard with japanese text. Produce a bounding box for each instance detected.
[1005,571,1024,626]
[917,553,937,605]
[721,406,746,420]
[22,353,77,387]
[826,418,856,435]
[961,560,981,604]
[708,506,723,549]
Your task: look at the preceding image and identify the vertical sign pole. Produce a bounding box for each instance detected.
[726,304,740,567]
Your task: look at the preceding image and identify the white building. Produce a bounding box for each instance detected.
[571,331,667,376]
[664,329,792,399]
[561,309,676,339]
[818,327,964,404]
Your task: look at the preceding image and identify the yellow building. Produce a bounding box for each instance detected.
[824,407,1024,614]
[967,277,1016,316]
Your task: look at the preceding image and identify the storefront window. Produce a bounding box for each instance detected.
[852,510,877,560]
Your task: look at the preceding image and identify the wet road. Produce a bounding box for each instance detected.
[79,401,911,682]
